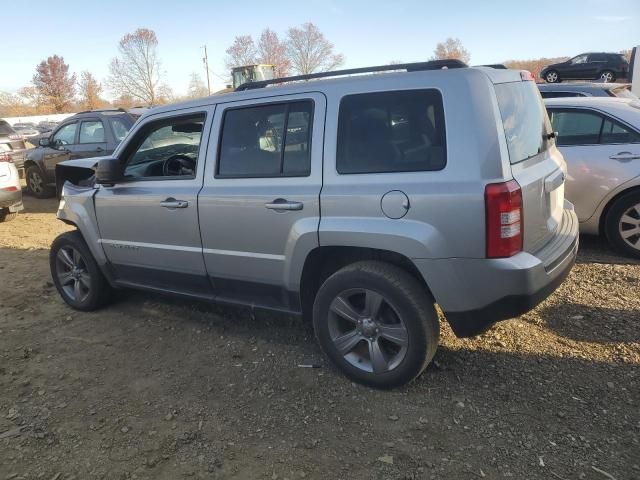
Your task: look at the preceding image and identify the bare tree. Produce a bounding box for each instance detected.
[225,35,257,69]
[78,71,105,110]
[32,55,76,113]
[187,72,209,99]
[108,28,163,106]
[431,38,471,64]
[620,49,632,63]
[257,29,291,77]
[286,23,344,75]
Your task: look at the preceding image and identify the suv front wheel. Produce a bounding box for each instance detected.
[26,165,55,199]
[545,70,560,83]
[50,231,113,311]
[313,261,439,388]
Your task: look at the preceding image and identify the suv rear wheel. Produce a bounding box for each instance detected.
[605,190,640,259]
[313,261,439,388]
[545,70,560,83]
[26,165,55,199]
[600,70,616,83]
[50,231,113,311]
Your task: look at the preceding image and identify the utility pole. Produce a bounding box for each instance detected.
[202,45,211,95]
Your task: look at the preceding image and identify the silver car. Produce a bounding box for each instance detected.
[545,97,640,258]
[50,61,578,388]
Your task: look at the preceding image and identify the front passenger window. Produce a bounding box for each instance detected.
[53,123,77,146]
[123,114,205,179]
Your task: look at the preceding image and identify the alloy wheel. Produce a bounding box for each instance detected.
[55,246,91,302]
[601,71,614,83]
[619,203,640,251]
[327,288,408,374]
[546,72,558,83]
[28,170,44,194]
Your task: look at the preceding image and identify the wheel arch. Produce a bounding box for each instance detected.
[598,184,640,236]
[298,246,435,320]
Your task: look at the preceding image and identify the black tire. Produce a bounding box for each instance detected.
[599,70,616,83]
[26,165,55,199]
[50,231,113,311]
[0,209,18,222]
[545,70,560,83]
[313,261,439,389]
[604,190,640,259]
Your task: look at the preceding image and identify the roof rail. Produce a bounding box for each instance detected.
[235,59,468,91]
[75,107,128,115]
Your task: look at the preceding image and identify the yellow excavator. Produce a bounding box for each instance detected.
[215,64,276,94]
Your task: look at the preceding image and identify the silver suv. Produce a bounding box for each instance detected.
[50,61,579,388]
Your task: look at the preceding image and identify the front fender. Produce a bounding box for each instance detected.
[57,182,107,268]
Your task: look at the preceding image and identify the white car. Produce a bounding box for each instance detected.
[544,97,640,257]
[0,151,23,222]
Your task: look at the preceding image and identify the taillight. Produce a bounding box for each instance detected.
[520,70,535,82]
[0,153,12,163]
[8,134,22,141]
[1,186,18,192]
[485,180,523,258]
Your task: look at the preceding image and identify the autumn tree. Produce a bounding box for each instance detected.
[620,49,632,63]
[187,73,209,98]
[32,55,76,113]
[78,71,105,110]
[225,35,257,69]
[286,23,344,75]
[257,29,291,77]
[431,38,471,64]
[108,28,163,106]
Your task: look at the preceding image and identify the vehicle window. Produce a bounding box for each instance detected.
[110,117,131,142]
[79,121,105,143]
[122,113,205,180]
[548,110,603,145]
[601,118,640,144]
[217,101,313,178]
[571,54,588,65]
[540,91,587,99]
[52,123,78,145]
[495,81,552,163]
[336,90,446,174]
[0,121,15,135]
[589,53,606,62]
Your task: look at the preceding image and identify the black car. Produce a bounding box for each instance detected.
[24,109,139,198]
[540,52,629,84]
[538,82,637,99]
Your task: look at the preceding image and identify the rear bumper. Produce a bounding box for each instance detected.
[0,188,23,212]
[415,203,579,337]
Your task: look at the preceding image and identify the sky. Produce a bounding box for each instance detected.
[3,0,638,98]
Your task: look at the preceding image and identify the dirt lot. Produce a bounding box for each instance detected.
[1,196,639,480]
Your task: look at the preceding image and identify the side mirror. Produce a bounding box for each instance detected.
[39,137,50,147]
[95,157,122,185]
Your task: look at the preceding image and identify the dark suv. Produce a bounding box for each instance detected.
[540,52,629,83]
[25,109,139,198]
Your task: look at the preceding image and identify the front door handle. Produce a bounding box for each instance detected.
[160,198,189,209]
[95,147,104,153]
[609,152,640,161]
[265,199,304,211]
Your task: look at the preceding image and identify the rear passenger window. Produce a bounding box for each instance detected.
[601,118,640,144]
[217,101,313,178]
[336,90,446,174]
[548,110,603,146]
[79,121,105,143]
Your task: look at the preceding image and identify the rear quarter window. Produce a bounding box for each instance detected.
[336,89,446,174]
[495,82,552,164]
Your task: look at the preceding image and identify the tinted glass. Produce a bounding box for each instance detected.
[601,118,640,144]
[336,90,446,174]
[79,121,105,143]
[495,82,552,163]
[0,121,15,135]
[123,114,205,179]
[548,110,603,145]
[53,123,77,145]
[218,101,313,178]
[589,53,606,61]
[571,55,588,65]
[540,91,586,98]
[110,118,131,142]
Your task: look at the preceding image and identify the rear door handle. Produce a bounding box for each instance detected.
[265,199,304,211]
[609,152,640,161]
[160,198,189,209]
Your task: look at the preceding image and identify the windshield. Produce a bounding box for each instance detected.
[0,121,15,136]
[495,81,553,164]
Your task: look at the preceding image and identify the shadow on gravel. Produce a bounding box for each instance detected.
[20,194,59,214]
[577,234,640,266]
[539,302,639,344]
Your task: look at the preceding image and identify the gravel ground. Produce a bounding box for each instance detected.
[0,196,638,480]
